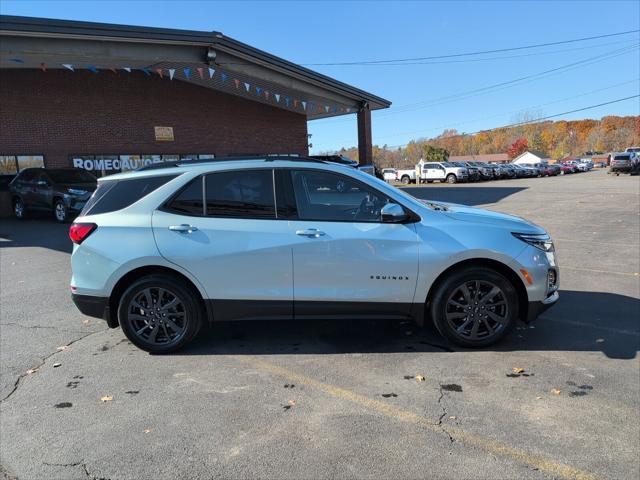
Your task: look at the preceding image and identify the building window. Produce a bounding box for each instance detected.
[0,155,44,175]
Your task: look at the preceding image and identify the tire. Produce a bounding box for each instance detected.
[54,199,68,223]
[13,197,26,220]
[446,174,457,184]
[429,267,518,348]
[117,274,203,353]
[401,175,410,185]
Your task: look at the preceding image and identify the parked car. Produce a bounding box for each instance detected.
[471,162,495,180]
[381,168,398,182]
[9,167,97,222]
[69,156,559,353]
[610,152,637,173]
[421,162,469,184]
[451,162,480,181]
[396,168,418,184]
[559,163,574,174]
[510,164,528,178]
[520,163,542,176]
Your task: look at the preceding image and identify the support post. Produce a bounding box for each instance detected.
[357,102,372,165]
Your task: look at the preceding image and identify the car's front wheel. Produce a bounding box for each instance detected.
[118,275,203,353]
[446,174,457,184]
[429,267,518,347]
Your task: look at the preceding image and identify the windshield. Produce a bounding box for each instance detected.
[47,168,97,184]
[613,155,631,160]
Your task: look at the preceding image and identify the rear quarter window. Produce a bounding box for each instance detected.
[81,174,178,216]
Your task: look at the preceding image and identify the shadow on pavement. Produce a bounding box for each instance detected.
[180,290,639,360]
[0,217,73,254]
[402,185,527,206]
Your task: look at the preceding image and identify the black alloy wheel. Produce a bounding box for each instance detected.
[430,267,518,347]
[118,275,203,353]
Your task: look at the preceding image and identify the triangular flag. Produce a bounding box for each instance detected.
[156,68,163,79]
[234,78,240,89]
[62,64,74,71]
[308,102,314,111]
[324,105,330,113]
[221,72,228,82]
[274,94,281,103]
[141,68,151,76]
[244,82,250,92]
[301,101,307,110]
[208,67,215,78]
[123,67,132,73]
[264,91,270,100]
[196,67,204,79]
[40,63,47,72]
[255,86,262,96]
[346,107,351,113]
[285,97,291,107]
[87,65,98,73]
[183,68,190,79]
[169,69,175,80]
[109,68,117,74]
[293,99,299,108]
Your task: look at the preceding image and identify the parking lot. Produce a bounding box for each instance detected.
[1,168,638,480]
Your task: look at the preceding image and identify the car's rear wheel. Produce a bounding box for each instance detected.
[54,199,68,223]
[401,175,410,185]
[118,275,203,353]
[430,267,518,347]
[13,198,26,219]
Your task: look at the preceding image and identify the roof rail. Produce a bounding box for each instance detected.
[135,154,327,171]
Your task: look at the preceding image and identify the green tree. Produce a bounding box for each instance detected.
[422,144,449,162]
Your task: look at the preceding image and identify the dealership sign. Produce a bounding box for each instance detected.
[72,156,168,172]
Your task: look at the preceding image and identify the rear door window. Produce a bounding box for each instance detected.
[164,177,204,216]
[204,170,275,219]
[81,174,177,216]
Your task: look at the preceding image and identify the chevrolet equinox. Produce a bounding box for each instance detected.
[70,156,559,353]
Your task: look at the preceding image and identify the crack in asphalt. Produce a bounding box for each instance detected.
[1,322,89,333]
[437,385,456,444]
[0,329,105,403]
[42,461,109,480]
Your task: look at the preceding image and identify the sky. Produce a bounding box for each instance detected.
[2,0,639,153]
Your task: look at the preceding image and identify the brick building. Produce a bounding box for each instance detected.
[0,15,389,212]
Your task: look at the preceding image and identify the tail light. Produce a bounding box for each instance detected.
[69,222,97,244]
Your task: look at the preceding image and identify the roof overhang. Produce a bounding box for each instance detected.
[0,15,391,120]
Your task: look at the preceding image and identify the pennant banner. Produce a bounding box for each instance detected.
[23,59,348,116]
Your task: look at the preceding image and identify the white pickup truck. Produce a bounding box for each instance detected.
[396,162,468,184]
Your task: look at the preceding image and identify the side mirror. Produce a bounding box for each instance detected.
[381,203,408,223]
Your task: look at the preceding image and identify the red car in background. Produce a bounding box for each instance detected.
[560,163,575,174]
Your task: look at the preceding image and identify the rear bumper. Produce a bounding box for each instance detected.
[71,293,115,327]
[526,290,559,322]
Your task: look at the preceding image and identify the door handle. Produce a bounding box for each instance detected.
[296,228,325,238]
[169,224,198,234]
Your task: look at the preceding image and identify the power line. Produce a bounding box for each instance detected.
[316,43,639,125]
[302,29,640,66]
[304,39,637,66]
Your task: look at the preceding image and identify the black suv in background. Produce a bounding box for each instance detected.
[9,168,97,222]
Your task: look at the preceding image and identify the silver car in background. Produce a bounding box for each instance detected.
[69,157,559,353]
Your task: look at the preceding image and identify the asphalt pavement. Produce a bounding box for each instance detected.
[1,168,638,480]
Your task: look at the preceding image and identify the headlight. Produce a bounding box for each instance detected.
[67,188,88,196]
[512,232,554,252]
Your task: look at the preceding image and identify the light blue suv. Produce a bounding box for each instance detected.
[70,156,559,353]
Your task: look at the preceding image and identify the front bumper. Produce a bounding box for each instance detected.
[526,290,559,322]
[71,293,116,327]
